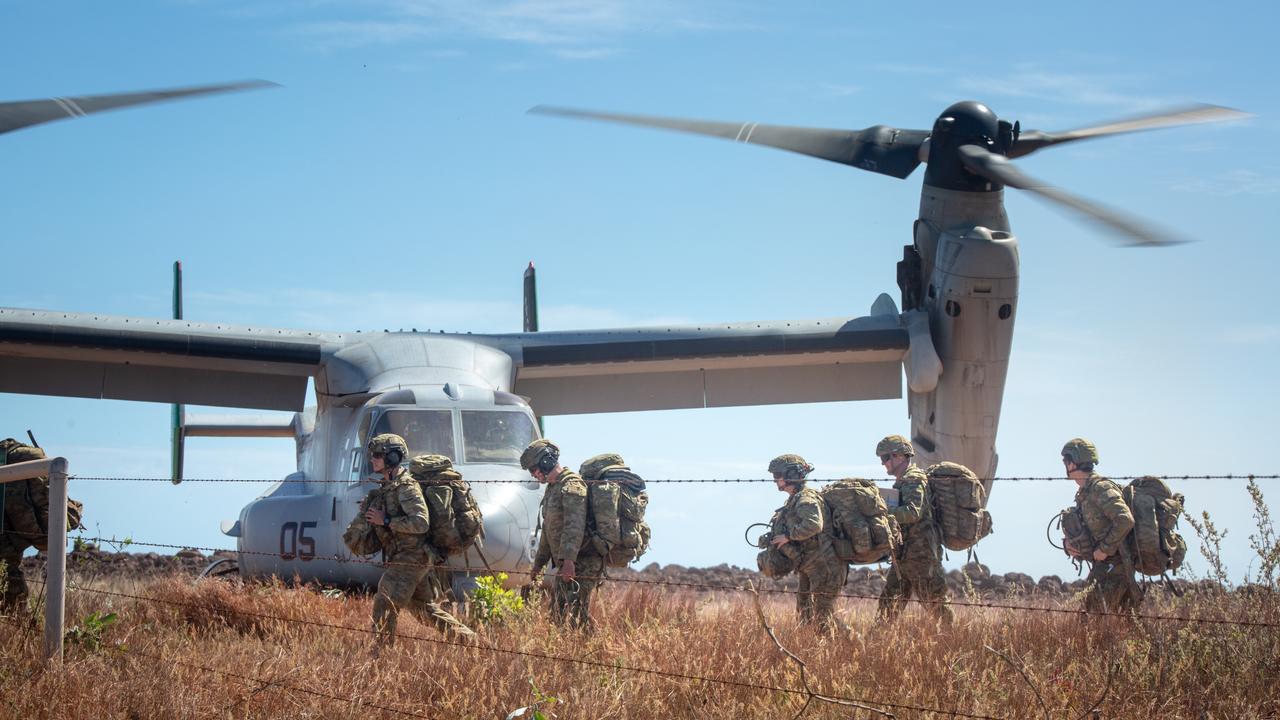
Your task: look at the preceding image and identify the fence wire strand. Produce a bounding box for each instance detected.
[50,534,1280,629]
[67,473,1280,484]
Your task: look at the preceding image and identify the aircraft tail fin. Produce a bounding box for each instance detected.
[170,261,185,484]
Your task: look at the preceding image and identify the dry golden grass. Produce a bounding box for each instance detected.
[2,574,1278,719]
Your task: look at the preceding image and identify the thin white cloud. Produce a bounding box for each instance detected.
[188,287,690,333]
[1222,324,1280,345]
[289,19,438,48]
[870,62,948,76]
[956,65,1180,113]
[271,0,736,57]
[1168,169,1280,197]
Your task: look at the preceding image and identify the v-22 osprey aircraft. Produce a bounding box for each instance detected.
[0,81,1247,590]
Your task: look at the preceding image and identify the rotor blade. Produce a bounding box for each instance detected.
[530,105,929,179]
[958,144,1183,247]
[1008,104,1249,159]
[0,80,278,136]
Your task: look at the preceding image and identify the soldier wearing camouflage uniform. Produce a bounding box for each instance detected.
[354,433,476,647]
[1062,438,1142,614]
[767,454,848,631]
[1,440,53,613]
[523,439,601,631]
[876,435,954,625]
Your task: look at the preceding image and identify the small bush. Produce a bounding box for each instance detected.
[471,573,525,624]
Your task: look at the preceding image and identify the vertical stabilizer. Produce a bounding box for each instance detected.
[170,261,185,484]
[523,262,545,435]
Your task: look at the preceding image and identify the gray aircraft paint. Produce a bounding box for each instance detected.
[0,85,1248,586]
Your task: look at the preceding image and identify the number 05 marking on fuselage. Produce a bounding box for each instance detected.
[279,521,318,561]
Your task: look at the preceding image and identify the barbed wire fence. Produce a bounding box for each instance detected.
[5,471,1280,717]
[66,474,1280,484]
[29,533,1280,629]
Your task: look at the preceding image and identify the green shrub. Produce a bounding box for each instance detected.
[471,573,524,625]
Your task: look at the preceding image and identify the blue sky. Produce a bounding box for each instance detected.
[3,1,1278,583]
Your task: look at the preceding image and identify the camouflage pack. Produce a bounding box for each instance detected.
[342,513,383,556]
[584,465,651,568]
[926,461,993,551]
[1057,505,1092,556]
[1,439,84,550]
[409,459,484,556]
[820,478,901,564]
[1122,476,1186,576]
[756,544,796,578]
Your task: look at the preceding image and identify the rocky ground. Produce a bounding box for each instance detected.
[19,544,1204,600]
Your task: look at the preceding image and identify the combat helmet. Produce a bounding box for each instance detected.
[367,433,409,466]
[521,439,560,473]
[580,452,626,481]
[1061,438,1099,467]
[768,454,813,482]
[875,435,914,458]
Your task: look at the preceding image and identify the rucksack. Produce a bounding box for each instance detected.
[1123,476,1187,576]
[409,456,484,556]
[1055,505,1092,558]
[1,438,84,550]
[820,478,901,564]
[925,462,993,551]
[585,466,651,569]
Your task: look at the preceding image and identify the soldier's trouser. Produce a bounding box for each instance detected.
[1083,555,1143,615]
[878,555,953,625]
[796,557,848,631]
[373,561,476,645]
[0,535,30,613]
[551,552,605,631]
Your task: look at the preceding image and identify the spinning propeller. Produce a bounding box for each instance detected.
[0,80,277,137]
[531,101,1248,247]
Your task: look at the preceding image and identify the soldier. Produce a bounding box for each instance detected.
[522,439,601,631]
[766,454,848,632]
[354,433,476,648]
[1,438,80,614]
[876,435,954,625]
[1061,438,1142,614]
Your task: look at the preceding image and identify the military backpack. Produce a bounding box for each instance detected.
[820,478,901,564]
[1055,505,1092,558]
[925,461,993,551]
[409,455,485,556]
[1,438,84,551]
[1122,476,1187,576]
[580,455,651,569]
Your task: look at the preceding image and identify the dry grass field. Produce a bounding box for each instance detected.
[2,570,1278,720]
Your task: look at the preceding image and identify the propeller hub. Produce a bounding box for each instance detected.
[924,101,1008,193]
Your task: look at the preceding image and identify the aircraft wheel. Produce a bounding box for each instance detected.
[198,557,239,580]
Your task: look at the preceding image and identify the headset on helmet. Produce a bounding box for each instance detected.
[368,433,409,467]
[521,439,561,474]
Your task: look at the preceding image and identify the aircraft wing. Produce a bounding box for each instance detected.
[475,309,908,415]
[0,308,338,411]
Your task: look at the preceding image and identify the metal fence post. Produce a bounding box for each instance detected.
[45,457,68,664]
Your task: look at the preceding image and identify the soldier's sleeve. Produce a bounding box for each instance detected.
[389,483,431,535]
[892,479,929,527]
[557,477,588,561]
[787,492,824,542]
[1096,483,1135,556]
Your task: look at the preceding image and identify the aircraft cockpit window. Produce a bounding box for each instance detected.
[461,411,537,465]
[372,409,456,459]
